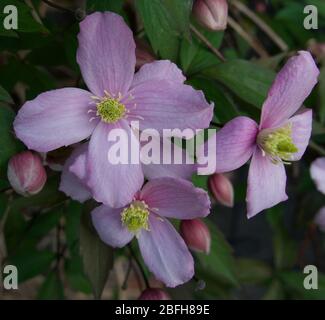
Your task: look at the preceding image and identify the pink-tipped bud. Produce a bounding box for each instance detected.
[208,173,234,207]
[138,288,171,300]
[7,151,47,197]
[255,1,267,13]
[180,219,211,254]
[193,0,228,31]
[135,40,156,69]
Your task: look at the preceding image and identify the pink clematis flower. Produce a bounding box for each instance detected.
[14,12,213,208]
[91,177,211,287]
[199,51,319,218]
[59,138,197,203]
[310,157,325,195]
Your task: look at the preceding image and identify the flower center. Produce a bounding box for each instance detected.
[96,94,126,123]
[121,200,149,233]
[257,124,298,163]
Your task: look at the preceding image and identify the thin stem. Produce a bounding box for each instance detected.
[228,16,269,58]
[309,140,325,156]
[128,244,150,289]
[0,194,13,293]
[230,0,288,52]
[121,257,133,290]
[40,0,75,14]
[190,24,226,62]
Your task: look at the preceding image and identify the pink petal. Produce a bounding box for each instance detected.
[77,12,135,97]
[289,109,312,161]
[260,51,319,129]
[125,81,213,132]
[69,144,89,183]
[247,148,288,218]
[91,205,133,247]
[14,88,97,152]
[138,215,194,287]
[59,144,91,203]
[140,177,210,219]
[87,121,144,208]
[131,60,186,88]
[141,135,196,180]
[198,116,258,173]
[310,157,325,195]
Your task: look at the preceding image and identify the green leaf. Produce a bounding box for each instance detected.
[0,105,24,179]
[38,272,65,300]
[267,206,298,270]
[196,220,238,287]
[0,0,48,33]
[65,201,83,255]
[202,60,275,108]
[263,280,285,300]
[0,85,13,103]
[27,210,63,239]
[0,193,8,220]
[9,250,55,283]
[80,210,114,299]
[279,271,325,300]
[136,0,193,61]
[236,258,272,285]
[37,271,64,300]
[188,77,240,123]
[181,27,223,75]
[86,0,124,13]
[65,256,92,294]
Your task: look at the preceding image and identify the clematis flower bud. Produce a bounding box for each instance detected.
[135,40,156,69]
[180,219,211,254]
[138,288,171,300]
[193,0,228,31]
[7,151,47,197]
[208,173,234,207]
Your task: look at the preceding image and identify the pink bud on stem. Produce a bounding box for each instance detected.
[7,151,47,197]
[180,219,211,254]
[208,173,234,207]
[193,0,228,31]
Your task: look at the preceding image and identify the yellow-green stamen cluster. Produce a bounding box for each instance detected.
[121,201,149,233]
[257,124,298,163]
[96,96,126,123]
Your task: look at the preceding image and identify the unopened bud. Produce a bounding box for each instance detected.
[180,219,211,254]
[7,151,47,196]
[314,207,325,232]
[193,0,228,31]
[135,40,156,69]
[208,173,234,207]
[138,288,171,300]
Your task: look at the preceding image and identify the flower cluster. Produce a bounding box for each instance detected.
[11,11,319,289]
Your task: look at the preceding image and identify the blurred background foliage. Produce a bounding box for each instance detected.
[0,0,325,300]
